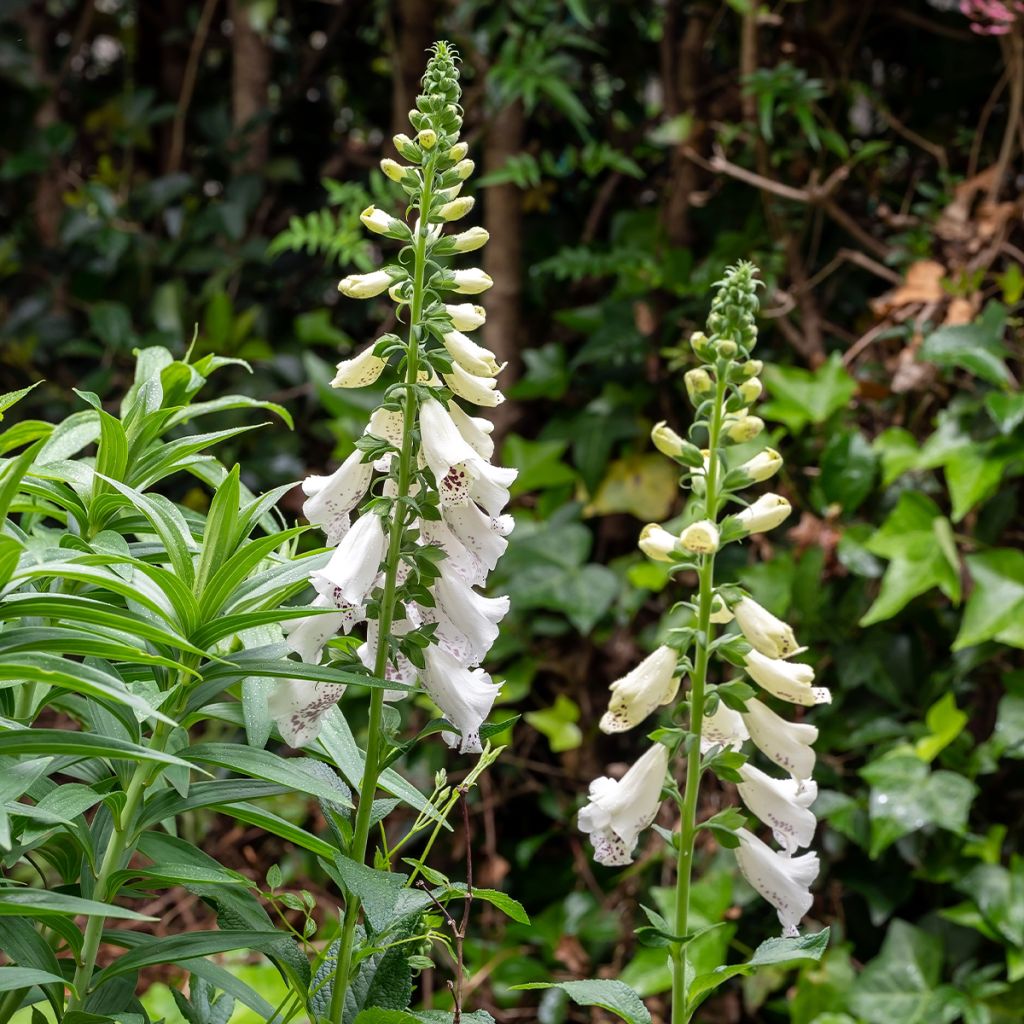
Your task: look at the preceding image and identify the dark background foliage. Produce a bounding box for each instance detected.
[2,0,1023,1020]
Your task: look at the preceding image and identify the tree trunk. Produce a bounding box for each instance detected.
[230,0,271,172]
[482,98,525,439]
[390,0,437,143]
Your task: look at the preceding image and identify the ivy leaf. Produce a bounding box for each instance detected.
[942,440,1018,522]
[954,549,1024,651]
[761,355,857,433]
[913,694,968,763]
[918,301,1011,386]
[513,980,651,1024]
[524,693,582,753]
[985,390,1024,434]
[819,429,876,513]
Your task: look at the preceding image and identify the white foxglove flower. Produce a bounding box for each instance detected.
[438,196,474,221]
[737,763,817,854]
[339,269,398,299]
[738,377,763,403]
[302,449,374,545]
[638,523,679,562]
[380,158,408,182]
[702,699,749,750]
[725,415,765,443]
[443,362,504,407]
[330,346,388,389]
[450,142,468,161]
[449,269,493,294]
[359,617,417,702]
[359,205,405,237]
[420,517,489,588]
[442,502,511,574]
[736,448,782,484]
[679,519,719,554]
[445,303,487,331]
[735,493,792,534]
[452,158,475,180]
[311,512,386,607]
[419,398,517,514]
[443,330,502,377]
[578,743,669,867]
[450,226,488,252]
[270,678,348,748]
[433,570,509,665]
[285,596,348,662]
[684,368,713,402]
[734,828,819,937]
[745,650,831,707]
[422,644,501,754]
[365,407,404,448]
[448,401,496,458]
[599,646,681,733]
[651,421,687,459]
[742,698,818,781]
[733,596,800,658]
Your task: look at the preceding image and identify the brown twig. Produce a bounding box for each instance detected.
[969,67,1010,180]
[167,0,220,173]
[989,29,1024,204]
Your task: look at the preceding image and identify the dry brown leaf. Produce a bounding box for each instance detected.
[869,259,946,316]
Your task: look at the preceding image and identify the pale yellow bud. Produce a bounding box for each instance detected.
[438,196,475,221]
[685,368,714,403]
[417,128,437,149]
[380,158,407,183]
[726,415,765,443]
[450,142,469,162]
[679,519,720,554]
[738,377,763,403]
[638,523,679,562]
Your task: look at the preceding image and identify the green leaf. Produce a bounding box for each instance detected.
[954,549,1024,650]
[0,965,71,993]
[943,440,1017,522]
[985,390,1024,434]
[761,355,857,433]
[513,980,651,1024]
[913,693,968,762]
[687,929,830,1006]
[918,301,1011,386]
[524,694,582,753]
[0,890,155,921]
[207,802,337,858]
[819,430,876,513]
[0,728,192,768]
[184,744,355,807]
[502,435,577,495]
[333,855,408,932]
[437,884,530,925]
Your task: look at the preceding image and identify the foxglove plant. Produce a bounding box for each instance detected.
[268,42,515,1018]
[577,263,829,1022]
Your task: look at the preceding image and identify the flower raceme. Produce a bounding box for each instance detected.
[270,42,514,756]
[578,264,824,984]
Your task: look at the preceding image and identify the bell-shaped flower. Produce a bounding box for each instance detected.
[420,517,489,588]
[269,678,347,748]
[578,743,669,867]
[441,501,511,576]
[737,763,818,854]
[338,268,400,299]
[380,158,409,183]
[445,303,487,331]
[358,616,418,702]
[684,367,714,402]
[443,362,504,407]
[443,330,503,377]
[284,595,350,663]
[742,698,817,781]
[433,570,509,665]
[745,650,831,707]
[736,494,791,534]
[365,407,404,449]
[702,699,749,750]
[736,448,782,484]
[301,449,374,546]
[733,596,800,658]
[422,644,501,754]
[679,519,719,554]
[311,512,386,608]
[449,269,493,294]
[448,401,495,458]
[451,226,488,252]
[638,523,679,562]
[419,398,517,515]
[734,828,819,937]
[599,645,681,733]
[331,345,388,389]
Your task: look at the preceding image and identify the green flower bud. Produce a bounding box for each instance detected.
[690,331,713,358]
[450,141,469,162]
[684,368,714,403]
[381,158,408,183]
[738,377,763,403]
[742,359,763,377]
[417,128,438,150]
[717,339,738,358]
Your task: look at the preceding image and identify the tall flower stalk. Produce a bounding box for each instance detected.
[269,42,515,1018]
[578,263,828,1023]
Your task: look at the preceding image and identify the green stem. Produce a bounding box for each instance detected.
[68,723,169,1010]
[329,156,436,1024]
[670,372,728,1024]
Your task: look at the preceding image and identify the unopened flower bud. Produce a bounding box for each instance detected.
[679,519,720,554]
[453,159,475,180]
[717,339,738,358]
[392,133,420,161]
[417,128,438,149]
[450,142,469,162]
[685,368,714,403]
[449,268,493,294]
[450,226,489,253]
[651,421,686,458]
[445,303,486,331]
[735,493,791,534]
[709,593,734,624]
[359,205,406,238]
[690,331,713,357]
[726,415,765,443]
[438,196,474,221]
[738,377,763,403]
[742,360,763,377]
[736,447,782,483]
[339,269,398,299]
[639,523,679,562]
[381,158,408,183]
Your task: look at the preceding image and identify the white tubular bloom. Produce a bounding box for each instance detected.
[737,763,818,855]
[448,401,496,458]
[733,596,799,658]
[742,698,818,781]
[420,517,489,588]
[737,448,782,483]
[578,743,669,866]
[679,519,720,554]
[438,196,475,221]
[330,345,388,389]
[745,650,831,707]
[445,303,487,331]
[442,501,510,573]
[736,493,792,534]
[270,679,348,748]
[443,362,504,407]
[422,644,501,754]
[359,617,417,702]
[599,645,681,733]
[433,570,509,665]
[284,595,347,663]
[734,828,819,937]
[443,330,503,377]
[380,157,407,182]
[725,415,765,443]
[339,269,396,299]
[365,407,404,448]
[638,524,679,562]
[651,421,687,459]
[359,205,404,236]
[452,158,475,180]
[311,512,386,607]
[451,227,487,252]
[702,700,749,750]
[450,268,493,294]
[301,449,374,546]
[419,398,517,514]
